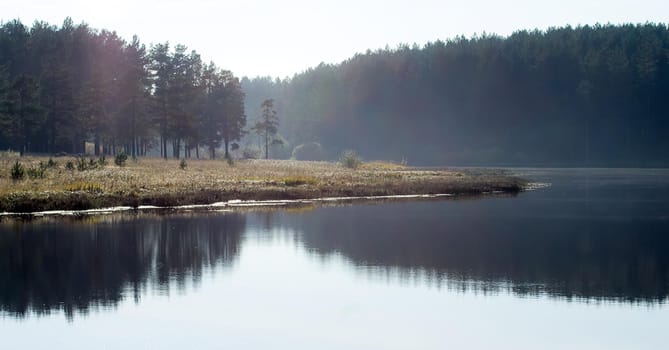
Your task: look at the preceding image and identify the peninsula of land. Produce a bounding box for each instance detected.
[0,156,527,213]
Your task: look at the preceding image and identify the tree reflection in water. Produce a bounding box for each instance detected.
[0,212,244,319]
[1,194,668,320]
[251,200,669,304]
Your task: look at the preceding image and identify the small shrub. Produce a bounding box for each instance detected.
[114,152,128,166]
[98,155,108,167]
[179,159,187,170]
[10,161,25,180]
[47,158,58,168]
[65,160,75,171]
[28,161,49,179]
[88,158,97,169]
[339,150,362,169]
[76,156,88,171]
[226,156,235,166]
[26,165,46,179]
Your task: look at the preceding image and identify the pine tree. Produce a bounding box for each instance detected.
[220,75,246,159]
[118,35,151,157]
[201,67,246,159]
[149,42,172,158]
[252,99,279,159]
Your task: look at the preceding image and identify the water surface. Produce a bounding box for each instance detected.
[1,168,668,349]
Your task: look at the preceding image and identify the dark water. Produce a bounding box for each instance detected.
[1,168,668,349]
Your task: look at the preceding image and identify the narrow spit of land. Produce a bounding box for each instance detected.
[0,156,527,213]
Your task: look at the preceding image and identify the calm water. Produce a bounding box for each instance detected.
[1,168,668,349]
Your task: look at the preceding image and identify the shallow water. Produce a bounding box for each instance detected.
[1,168,668,349]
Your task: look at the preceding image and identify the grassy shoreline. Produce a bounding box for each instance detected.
[0,156,527,213]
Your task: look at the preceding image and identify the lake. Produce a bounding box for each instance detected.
[1,168,668,349]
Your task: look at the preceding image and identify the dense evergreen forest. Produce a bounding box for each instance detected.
[1,19,668,166]
[244,23,669,166]
[0,18,245,159]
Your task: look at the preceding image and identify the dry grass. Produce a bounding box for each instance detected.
[0,156,527,212]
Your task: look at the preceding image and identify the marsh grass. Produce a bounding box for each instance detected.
[282,175,318,186]
[0,157,527,212]
[63,181,104,193]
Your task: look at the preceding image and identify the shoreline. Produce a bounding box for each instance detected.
[0,193,458,217]
[0,191,537,218]
[0,158,528,214]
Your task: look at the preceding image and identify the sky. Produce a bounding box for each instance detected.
[1,0,668,78]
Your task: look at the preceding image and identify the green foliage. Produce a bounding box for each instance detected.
[114,152,128,167]
[201,66,247,160]
[75,156,95,171]
[10,161,24,180]
[97,155,108,167]
[252,99,279,159]
[65,160,74,171]
[339,150,362,169]
[179,159,187,170]
[26,162,47,179]
[47,158,57,168]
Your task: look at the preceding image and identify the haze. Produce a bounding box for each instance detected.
[2,0,668,78]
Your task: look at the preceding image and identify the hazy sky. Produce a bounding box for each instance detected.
[1,0,668,78]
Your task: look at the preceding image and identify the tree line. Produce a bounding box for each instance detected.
[2,20,668,166]
[0,18,246,159]
[243,23,669,166]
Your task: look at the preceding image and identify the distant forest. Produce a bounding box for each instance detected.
[244,23,669,166]
[1,19,668,166]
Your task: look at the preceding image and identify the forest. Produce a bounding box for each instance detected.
[245,23,669,166]
[1,19,668,166]
[0,18,245,159]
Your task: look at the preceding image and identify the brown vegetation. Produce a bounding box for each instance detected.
[0,155,527,213]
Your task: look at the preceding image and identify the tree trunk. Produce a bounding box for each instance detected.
[94,135,100,156]
[173,139,180,159]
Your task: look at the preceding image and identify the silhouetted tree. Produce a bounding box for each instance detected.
[252,99,279,159]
